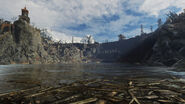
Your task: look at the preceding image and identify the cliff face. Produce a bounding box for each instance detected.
[0,32,16,64]
[0,19,85,64]
[120,12,185,67]
[0,20,50,64]
[148,22,185,66]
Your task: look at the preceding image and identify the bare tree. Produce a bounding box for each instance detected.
[166,11,178,23]
[157,18,162,27]
[72,36,74,44]
[150,26,153,32]
[40,29,53,41]
[11,17,17,22]
[81,35,94,44]
[0,18,3,24]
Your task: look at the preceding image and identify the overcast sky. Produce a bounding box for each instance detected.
[0,0,185,42]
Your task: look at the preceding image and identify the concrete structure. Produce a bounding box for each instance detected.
[118,34,126,41]
[0,21,14,34]
[0,7,30,34]
[19,7,30,23]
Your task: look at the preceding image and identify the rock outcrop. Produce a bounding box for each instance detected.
[120,12,185,67]
[0,19,88,64]
[0,19,51,64]
[0,32,16,64]
[148,22,185,66]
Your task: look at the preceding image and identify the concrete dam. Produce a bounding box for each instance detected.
[54,33,155,63]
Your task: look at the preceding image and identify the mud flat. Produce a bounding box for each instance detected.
[0,76,185,104]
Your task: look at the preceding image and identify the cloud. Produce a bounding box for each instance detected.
[139,0,172,16]
[30,0,123,27]
[42,29,82,43]
[50,30,82,43]
[0,0,185,42]
[0,0,59,28]
[139,0,185,16]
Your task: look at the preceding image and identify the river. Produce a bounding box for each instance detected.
[0,63,184,94]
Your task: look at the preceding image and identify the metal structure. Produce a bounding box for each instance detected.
[141,24,144,35]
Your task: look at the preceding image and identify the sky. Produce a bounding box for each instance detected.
[0,0,185,42]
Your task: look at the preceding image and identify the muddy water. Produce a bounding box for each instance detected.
[0,63,184,94]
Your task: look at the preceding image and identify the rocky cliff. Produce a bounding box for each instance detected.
[0,19,50,64]
[120,12,185,67]
[0,19,85,64]
[148,20,185,66]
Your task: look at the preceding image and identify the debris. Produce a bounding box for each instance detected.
[158,99,173,103]
[174,97,185,103]
[128,89,141,104]
[96,100,106,104]
[148,91,153,95]
[25,92,45,98]
[145,95,159,99]
[35,100,40,104]
[70,98,97,104]
[148,83,160,86]
[107,91,117,97]
[129,81,133,86]
[0,77,185,104]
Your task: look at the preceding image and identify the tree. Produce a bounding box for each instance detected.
[157,18,162,27]
[166,11,178,23]
[72,36,74,43]
[141,24,144,35]
[150,26,153,32]
[40,29,53,41]
[0,19,3,24]
[81,34,95,44]
[11,17,17,22]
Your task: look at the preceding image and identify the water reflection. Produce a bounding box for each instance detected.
[0,63,183,93]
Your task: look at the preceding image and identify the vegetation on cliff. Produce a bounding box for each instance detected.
[119,11,185,67]
[0,18,88,64]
